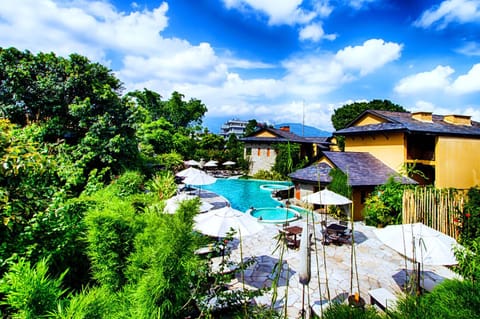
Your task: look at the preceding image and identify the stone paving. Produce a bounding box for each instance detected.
[198,191,460,318]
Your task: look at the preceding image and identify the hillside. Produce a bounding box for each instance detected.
[275,123,331,137]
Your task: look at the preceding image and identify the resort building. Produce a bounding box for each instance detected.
[289,151,417,220]
[220,118,249,139]
[336,110,480,189]
[241,125,330,176]
[290,110,480,220]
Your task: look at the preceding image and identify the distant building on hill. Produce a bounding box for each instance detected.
[220,118,249,139]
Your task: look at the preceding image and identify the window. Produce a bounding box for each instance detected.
[257,148,261,156]
[267,148,271,157]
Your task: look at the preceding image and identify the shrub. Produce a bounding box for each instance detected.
[84,201,138,291]
[0,258,67,319]
[128,200,203,318]
[454,237,480,282]
[390,279,480,319]
[54,285,129,319]
[364,177,406,226]
[459,186,480,244]
[319,302,382,319]
[252,170,284,181]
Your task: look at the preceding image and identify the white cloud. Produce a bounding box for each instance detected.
[414,0,480,29]
[449,63,480,94]
[457,41,480,56]
[0,0,169,63]
[222,0,316,25]
[395,64,480,95]
[349,0,378,10]
[299,23,336,42]
[394,65,455,94]
[335,39,402,76]
[313,0,333,17]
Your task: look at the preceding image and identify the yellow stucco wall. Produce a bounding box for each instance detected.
[435,136,480,189]
[255,131,276,138]
[355,114,388,126]
[344,132,406,171]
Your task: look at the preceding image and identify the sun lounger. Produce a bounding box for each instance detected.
[368,288,398,311]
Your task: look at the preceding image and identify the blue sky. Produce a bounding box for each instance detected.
[0,0,479,132]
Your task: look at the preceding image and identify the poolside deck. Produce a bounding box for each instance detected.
[229,219,459,317]
[195,190,460,317]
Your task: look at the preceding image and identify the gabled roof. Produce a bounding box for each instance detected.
[288,162,332,184]
[289,151,417,187]
[241,127,310,143]
[335,110,480,137]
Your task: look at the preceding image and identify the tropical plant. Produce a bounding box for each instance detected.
[389,279,480,319]
[252,169,284,181]
[458,186,480,244]
[272,142,307,178]
[364,176,409,226]
[318,302,382,319]
[454,237,480,282]
[0,258,67,319]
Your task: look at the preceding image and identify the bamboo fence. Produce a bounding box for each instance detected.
[402,187,466,240]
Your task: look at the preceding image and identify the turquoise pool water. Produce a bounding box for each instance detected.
[250,207,298,224]
[201,178,292,213]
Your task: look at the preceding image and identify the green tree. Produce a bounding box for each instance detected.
[0,48,140,190]
[331,99,407,130]
[272,143,306,178]
[244,119,258,136]
[163,91,207,129]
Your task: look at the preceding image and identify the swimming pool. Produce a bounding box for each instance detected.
[201,178,292,213]
[249,207,299,224]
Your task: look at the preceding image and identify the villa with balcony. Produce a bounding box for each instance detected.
[289,110,480,220]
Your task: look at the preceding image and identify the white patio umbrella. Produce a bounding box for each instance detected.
[203,160,218,167]
[164,193,196,213]
[164,193,214,214]
[183,171,216,186]
[185,159,200,166]
[194,206,264,238]
[302,189,352,206]
[373,223,462,266]
[176,166,203,178]
[222,161,236,166]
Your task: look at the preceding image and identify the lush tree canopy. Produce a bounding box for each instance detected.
[331,99,407,130]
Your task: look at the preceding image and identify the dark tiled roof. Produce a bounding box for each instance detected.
[304,136,331,144]
[289,151,417,187]
[288,162,332,184]
[241,127,311,143]
[335,110,480,137]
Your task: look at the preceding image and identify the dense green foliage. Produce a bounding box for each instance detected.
[272,142,307,178]
[454,188,480,283]
[364,177,411,226]
[331,99,407,130]
[390,279,480,319]
[0,258,67,318]
[318,303,382,319]
[252,169,284,181]
[458,186,480,243]
[244,119,258,137]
